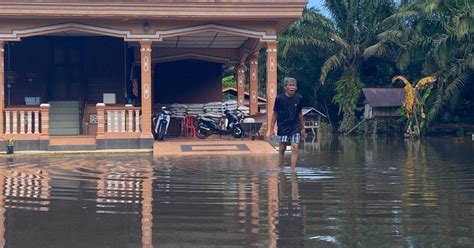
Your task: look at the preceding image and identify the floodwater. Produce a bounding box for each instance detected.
[0,137,473,248]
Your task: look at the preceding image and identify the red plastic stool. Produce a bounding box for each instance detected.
[183,115,197,138]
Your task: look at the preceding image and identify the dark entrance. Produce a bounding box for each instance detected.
[48,38,84,101]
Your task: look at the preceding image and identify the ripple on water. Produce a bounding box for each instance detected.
[0,138,473,247]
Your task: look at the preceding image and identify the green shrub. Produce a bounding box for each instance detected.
[442,112,453,123]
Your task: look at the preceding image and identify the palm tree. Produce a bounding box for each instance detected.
[278,8,335,121]
[375,0,473,123]
[283,1,396,132]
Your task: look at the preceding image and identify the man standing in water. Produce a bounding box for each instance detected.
[266,77,305,168]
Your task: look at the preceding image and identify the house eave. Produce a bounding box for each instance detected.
[0,2,306,23]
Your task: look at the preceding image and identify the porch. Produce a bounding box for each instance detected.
[2,103,145,151]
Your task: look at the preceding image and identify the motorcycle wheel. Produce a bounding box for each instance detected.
[196,126,210,139]
[231,126,244,138]
[157,122,166,141]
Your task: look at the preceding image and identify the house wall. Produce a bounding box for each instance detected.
[6,36,128,105]
[5,37,49,105]
[373,107,401,118]
[7,37,224,107]
[153,59,222,104]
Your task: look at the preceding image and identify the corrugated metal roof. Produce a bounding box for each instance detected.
[222,87,267,102]
[302,107,327,118]
[362,88,405,107]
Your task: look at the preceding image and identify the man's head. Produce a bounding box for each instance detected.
[283,77,297,96]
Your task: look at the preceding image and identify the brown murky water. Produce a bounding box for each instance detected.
[0,137,473,247]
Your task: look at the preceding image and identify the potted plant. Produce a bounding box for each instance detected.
[5,138,15,154]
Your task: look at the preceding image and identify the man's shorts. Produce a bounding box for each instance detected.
[277,133,300,144]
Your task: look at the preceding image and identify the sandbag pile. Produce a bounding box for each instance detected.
[161,100,251,118]
[170,103,187,118]
[237,105,250,116]
[187,103,205,116]
[203,102,224,118]
[222,100,238,111]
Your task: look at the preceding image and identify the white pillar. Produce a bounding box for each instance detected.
[34,111,39,134]
[27,111,32,133]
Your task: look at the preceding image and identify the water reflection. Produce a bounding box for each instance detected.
[276,171,304,247]
[0,137,473,247]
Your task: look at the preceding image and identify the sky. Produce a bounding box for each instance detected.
[308,0,322,8]
[307,0,330,17]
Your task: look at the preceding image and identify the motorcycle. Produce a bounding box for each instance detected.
[196,108,245,139]
[152,106,172,141]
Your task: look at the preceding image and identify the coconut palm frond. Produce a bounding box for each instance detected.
[330,33,349,50]
[362,42,388,59]
[427,72,472,122]
[378,29,406,42]
[382,10,420,25]
[324,0,349,31]
[320,52,345,84]
[415,76,437,89]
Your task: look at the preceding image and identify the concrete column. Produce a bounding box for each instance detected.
[266,41,278,129]
[0,41,4,136]
[249,53,259,115]
[140,41,153,145]
[237,63,245,107]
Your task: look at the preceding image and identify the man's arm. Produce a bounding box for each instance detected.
[267,111,278,137]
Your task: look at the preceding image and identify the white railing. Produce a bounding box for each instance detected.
[4,106,42,134]
[104,105,141,133]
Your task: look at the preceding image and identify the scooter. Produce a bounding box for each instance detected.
[152,106,172,141]
[196,108,245,139]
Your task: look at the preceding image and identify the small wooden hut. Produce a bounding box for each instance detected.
[302,107,327,135]
[361,88,405,134]
[222,87,267,113]
[362,88,405,119]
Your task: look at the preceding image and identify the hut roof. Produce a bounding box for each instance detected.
[302,107,327,118]
[362,88,405,107]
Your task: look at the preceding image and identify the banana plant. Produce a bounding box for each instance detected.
[392,75,436,137]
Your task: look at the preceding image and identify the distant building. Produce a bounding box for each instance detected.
[302,107,327,135]
[362,88,405,120]
[361,88,405,135]
[222,87,267,113]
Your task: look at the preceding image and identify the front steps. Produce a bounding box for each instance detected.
[49,101,81,136]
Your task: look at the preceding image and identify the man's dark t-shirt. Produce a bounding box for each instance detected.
[273,93,303,136]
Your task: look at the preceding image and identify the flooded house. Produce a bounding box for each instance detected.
[0,0,307,151]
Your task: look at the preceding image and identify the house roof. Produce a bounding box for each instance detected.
[362,88,405,107]
[0,1,307,33]
[302,107,327,118]
[222,87,267,103]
